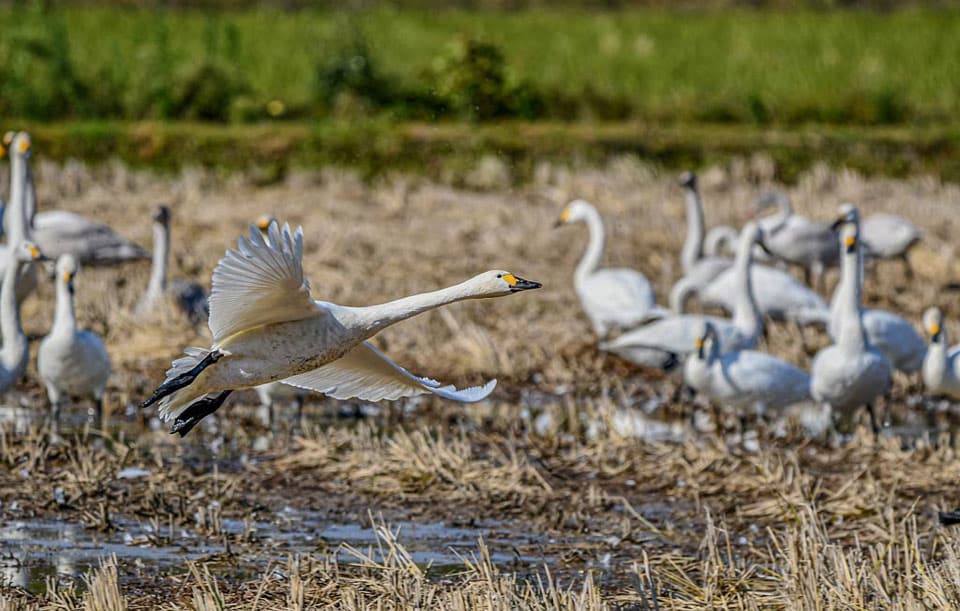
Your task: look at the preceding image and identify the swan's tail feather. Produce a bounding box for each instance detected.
[170,390,234,437]
[140,348,224,422]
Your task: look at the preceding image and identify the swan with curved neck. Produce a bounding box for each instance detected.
[828,203,925,373]
[555,199,662,337]
[38,255,112,433]
[140,220,542,436]
[0,240,47,393]
[679,172,706,274]
[921,307,960,399]
[810,222,891,435]
[754,191,837,291]
[601,222,764,370]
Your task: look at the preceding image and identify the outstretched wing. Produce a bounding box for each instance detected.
[208,221,318,345]
[280,341,497,403]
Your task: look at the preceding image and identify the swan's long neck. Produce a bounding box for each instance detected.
[24,162,37,229]
[146,221,169,299]
[6,152,28,246]
[681,186,705,274]
[52,276,77,337]
[0,256,26,376]
[575,208,606,284]
[836,235,867,353]
[924,335,947,389]
[731,231,762,338]
[340,278,488,338]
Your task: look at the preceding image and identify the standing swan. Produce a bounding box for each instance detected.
[921,307,960,399]
[754,191,837,291]
[830,204,925,373]
[140,220,541,436]
[38,255,112,432]
[684,320,811,420]
[861,213,922,279]
[1,132,39,304]
[676,172,731,286]
[556,199,663,338]
[810,223,891,435]
[602,222,764,370]
[0,241,47,393]
[136,206,208,325]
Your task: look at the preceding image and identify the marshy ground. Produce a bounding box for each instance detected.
[3,156,960,608]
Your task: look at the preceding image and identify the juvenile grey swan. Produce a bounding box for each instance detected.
[38,255,112,432]
[829,204,925,373]
[810,223,891,434]
[136,205,208,325]
[556,199,664,338]
[602,222,764,370]
[140,220,542,436]
[754,191,837,291]
[921,307,960,399]
[684,320,811,420]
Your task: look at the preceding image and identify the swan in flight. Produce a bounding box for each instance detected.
[684,320,811,420]
[602,222,764,370]
[829,204,925,373]
[754,191,837,291]
[0,240,47,394]
[921,307,960,399]
[811,223,891,435]
[37,255,112,432]
[556,199,663,338]
[136,206,209,325]
[861,213,922,279]
[140,220,541,436]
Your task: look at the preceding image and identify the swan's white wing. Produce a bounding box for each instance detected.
[280,341,497,403]
[208,222,318,345]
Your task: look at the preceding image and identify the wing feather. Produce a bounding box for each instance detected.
[280,341,497,403]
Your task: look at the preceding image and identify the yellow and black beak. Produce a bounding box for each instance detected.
[503,273,542,293]
[17,138,29,157]
[929,322,942,342]
[554,208,571,228]
[844,235,857,254]
[694,336,705,359]
[27,244,45,261]
[64,270,75,294]
[256,216,272,232]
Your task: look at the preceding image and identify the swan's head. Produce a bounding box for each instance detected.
[832,203,859,230]
[555,199,596,227]
[57,254,79,294]
[152,205,171,226]
[11,132,30,159]
[923,307,945,344]
[471,270,542,296]
[14,240,46,264]
[840,222,858,255]
[691,319,717,360]
[0,131,13,158]
[255,214,277,234]
[677,171,697,189]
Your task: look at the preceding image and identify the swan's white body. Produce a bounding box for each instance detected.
[755,192,837,289]
[861,213,921,260]
[828,205,925,373]
[921,307,960,399]
[811,222,891,419]
[558,200,662,337]
[146,222,539,433]
[603,222,763,370]
[136,206,208,325]
[684,321,810,417]
[27,211,148,265]
[38,255,111,426]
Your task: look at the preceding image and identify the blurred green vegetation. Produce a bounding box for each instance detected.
[1,5,959,126]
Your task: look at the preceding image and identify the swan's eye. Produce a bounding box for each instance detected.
[496,273,502,278]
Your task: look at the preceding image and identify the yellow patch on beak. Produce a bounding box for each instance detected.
[930,323,941,337]
[694,338,704,350]
[844,235,856,248]
[18,139,29,155]
[256,216,271,231]
[28,245,40,260]
[559,209,570,223]
[502,273,518,287]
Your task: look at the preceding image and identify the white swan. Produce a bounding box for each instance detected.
[829,204,925,373]
[861,213,922,278]
[684,320,810,419]
[136,205,208,325]
[921,307,960,399]
[602,222,764,370]
[37,255,112,432]
[810,223,891,434]
[0,240,47,393]
[0,133,39,304]
[140,220,542,436]
[556,199,663,338]
[703,225,739,258]
[754,191,837,290]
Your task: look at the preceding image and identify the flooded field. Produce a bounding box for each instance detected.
[3,157,960,607]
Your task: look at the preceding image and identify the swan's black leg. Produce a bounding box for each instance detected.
[141,350,224,410]
[171,390,233,437]
[866,403,880,438]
